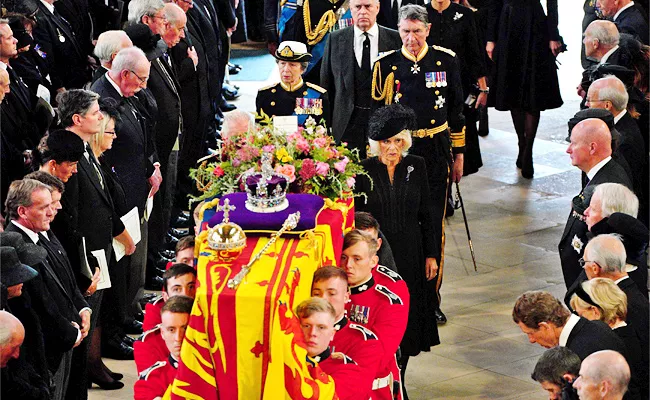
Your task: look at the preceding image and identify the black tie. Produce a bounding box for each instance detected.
[362,32,371,71]
[390,0,399,29]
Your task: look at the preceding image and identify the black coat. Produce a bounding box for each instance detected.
[32,1,90,89]
[320,25,402,141]
[565,317,627,360]
[188,0,223,106]
[10,49,54,105]
[1,357,50,400]
[615,324,648,400]
[614,5,649,44]
[618,278,649,361]
[91,75,156,215]
[377,0,423,30]
[487,0,562,111]
[558,159,632,288]
[5,224,84,371]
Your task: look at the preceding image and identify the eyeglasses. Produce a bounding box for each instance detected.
[148,14,168,21]
[177,0,193,5]
[578,258,601,268]
[585,98,607,104]
[104,131,117,137]
[129,70,148,84]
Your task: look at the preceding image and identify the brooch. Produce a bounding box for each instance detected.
[435,96,446,109]
[411,62,420,74]
[406,165,414,181]
[571,235,584,254]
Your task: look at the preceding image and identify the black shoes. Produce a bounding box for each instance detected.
[435,307,447,325]
[89,377,125,390]
[123,319,143,335]
[228,62,242,75]
[145,275,164,290]
[102,340,134,360]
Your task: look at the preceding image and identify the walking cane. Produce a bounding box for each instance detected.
[455,182,477,272]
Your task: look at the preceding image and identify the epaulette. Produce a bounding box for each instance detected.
[258,82,279,91]
[151,295,164,305]
[375,284,403,305]
[432,45,456,57]
[349,323,378,340]
[140,325,161,341]
[138,361,166,380]
[376,265,403,282]
[305,82,327,93]
[375,49,397,62]
[342,354,357,365]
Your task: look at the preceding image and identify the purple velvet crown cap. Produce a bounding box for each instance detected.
[245,174,288,193]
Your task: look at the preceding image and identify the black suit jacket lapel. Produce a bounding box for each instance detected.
[79,155,111,204]
[565,317,586,349]
[38,234,76,304]
[40,4,84,58]
[341,28,355,92]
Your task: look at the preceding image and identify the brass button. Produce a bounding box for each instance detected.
[434,106,439,110]
[435,90,440,95]
[430,119,436,124]
[303,91,308,95]
[271,89,276,93]
[436,61,442,66]
[271,101,276,106]
[392,66,397,70]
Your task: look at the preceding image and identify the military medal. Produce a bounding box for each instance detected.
[435,96,446,109]
[411,62,420,74]
[57,28,65,43]
[394,81,402,103]
[295,98,323,115]
[425,72,435,88]
[453,12,463,20]
[430,71,447,87]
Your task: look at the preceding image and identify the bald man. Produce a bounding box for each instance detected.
[558,118,632,288]
[0,311,24,367]
[573,350,630,400]
[587,76,648,226]
[583,21,621,65]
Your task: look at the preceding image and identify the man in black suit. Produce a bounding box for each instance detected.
[513,291,626,361]
[320,0,401,157]
[32,0,91,91]
[4,179,89,400]
[91,47,160,324]
[558,118,632,288]
[597,0,649,44]
[586,76,648,227]
[92,30,134,84]
[377,0,422,30]
[573,351,631,400]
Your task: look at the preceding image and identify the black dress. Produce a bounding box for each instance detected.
[486,0,563,111]
[355,155,440,356]
[427,2,486,175]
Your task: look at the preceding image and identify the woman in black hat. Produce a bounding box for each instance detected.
[36,129,85,183]
[256,41,330,128]
[354,104,440,396]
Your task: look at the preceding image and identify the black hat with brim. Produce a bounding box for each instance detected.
[43,129,85,163]
[0,246,38,286]
[566,108,619,144]
[368,104,417,141]
[0,231,48,266]
[7,17,33,49]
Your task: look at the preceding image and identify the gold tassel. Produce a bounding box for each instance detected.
[303,0,336,45]
[371,62,394,105]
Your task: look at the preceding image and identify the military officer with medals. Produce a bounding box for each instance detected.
[256,41,331,128]
[370,4,464,326]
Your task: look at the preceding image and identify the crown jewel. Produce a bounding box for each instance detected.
[244,153,289,213]
[207,198,247,261]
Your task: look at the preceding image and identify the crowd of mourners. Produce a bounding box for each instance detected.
[0,0,648,398]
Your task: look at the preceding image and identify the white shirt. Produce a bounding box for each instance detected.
[392,0,402,10]
[105,71,124,97]
[354,23,380,68]
[615,275,630,284]
[0,61,7,71]
[11,220,46,243]
[559,313,581,346]
[586,156,612,181]
[614,108,627,124]
[614,1,635,21]
[599,45,620,64]
[40,0,55,14]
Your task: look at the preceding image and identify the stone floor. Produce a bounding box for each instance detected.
[89,1,593,398]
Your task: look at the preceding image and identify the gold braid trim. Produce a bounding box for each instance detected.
[303,0,337,45]
[371,62,394,105]
[450,126,466,148]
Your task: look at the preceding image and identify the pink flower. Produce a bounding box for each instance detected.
[313,137,328,149]
[315,161,330,176]
[287,132,302,143]
[275,164,296,182]
[212,166,225,177]
[334,157,349,173]
[262,144,275,153]
[232,158,241,167]
[346,177,356,189]
[295,137,310,154]
[300,159,317,180]
[315,125,327,136]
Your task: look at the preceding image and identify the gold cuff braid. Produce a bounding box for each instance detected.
[450,126,466,148]
[411,122,449,138]
[303,0,336,45]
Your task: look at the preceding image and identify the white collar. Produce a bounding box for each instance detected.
[611,320,628,329]
[40,0,55,14]
[354,23,379,38]
[559,314,581,347]
[105,71,124,97]
[599,45,619,64]
[586,156,612,181]
[614,275,629,284]
[11,220,42,244]
[0,61,6,71]
[614,1,635,20]
[614,108,627,124]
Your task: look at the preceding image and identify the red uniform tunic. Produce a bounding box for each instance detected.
[308,348,367,400]
[134,325,169,374]
[134,355,179,400]
[143,296,165,331]
[330,317,383,399]
[346,274,409,400]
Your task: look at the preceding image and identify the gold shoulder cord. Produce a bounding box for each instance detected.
[303,0,337,45]
[371,62,394,105]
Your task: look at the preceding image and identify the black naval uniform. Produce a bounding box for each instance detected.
[371,45,465,304]
[256,79,331,127]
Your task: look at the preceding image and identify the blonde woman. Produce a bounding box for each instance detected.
[570,278,647,398]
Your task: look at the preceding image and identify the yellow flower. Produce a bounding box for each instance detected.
[276,148,293,163]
